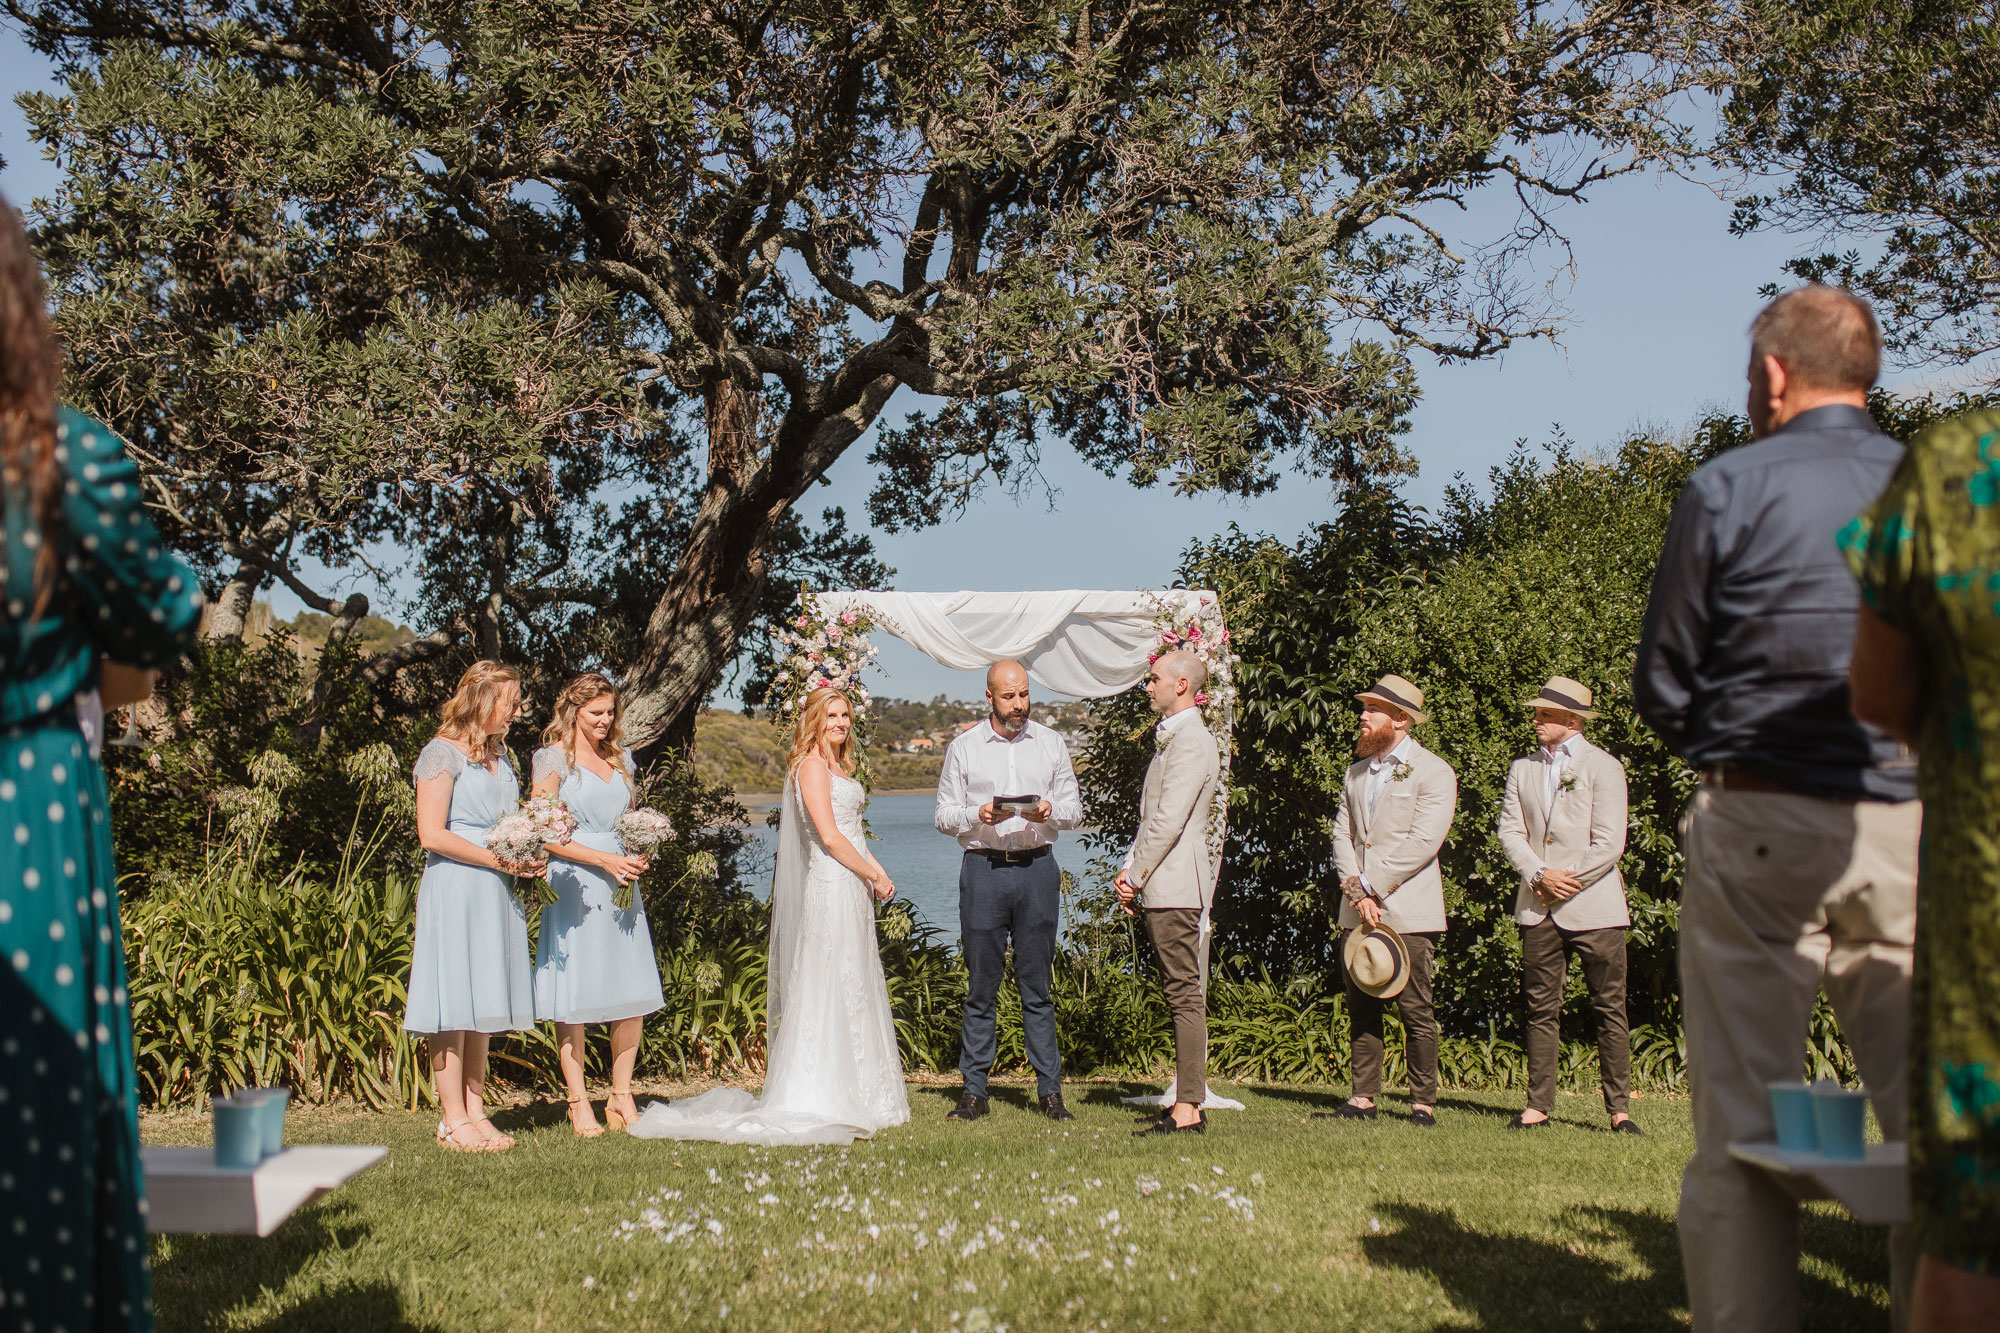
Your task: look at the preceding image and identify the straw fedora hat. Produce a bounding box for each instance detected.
[1524,676,1599,720]
[1342,923,1411,1000]
[1356,674,1428,724]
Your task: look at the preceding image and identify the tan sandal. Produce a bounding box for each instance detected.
[604,1092,639,1133]
[436,1119,498,1153]
[567,1097,604,1138]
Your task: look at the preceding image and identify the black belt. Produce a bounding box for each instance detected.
[969,846,1052,867]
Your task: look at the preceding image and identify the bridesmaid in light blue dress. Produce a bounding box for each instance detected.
[532,672,664,1136]
[405,660,539,1153]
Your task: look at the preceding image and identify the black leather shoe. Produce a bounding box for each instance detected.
[1611,1118,1644,1136]
[1134,1110,1204,1136]
[945,1093,989,1122]
[1039,1093,1075,1122]
[1311,1101,1379,1121]
[1409,1108,1437,1128]
[1507,1113,1550,1130]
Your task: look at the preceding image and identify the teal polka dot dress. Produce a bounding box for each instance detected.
[1,408,203,1331]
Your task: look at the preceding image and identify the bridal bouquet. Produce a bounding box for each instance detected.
[485,796,577,909]
[611,806,675,909]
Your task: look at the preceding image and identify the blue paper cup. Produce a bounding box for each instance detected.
[1768,1082,1818,1151]
[245,1086,290,1157]
[212,1097,266,1170]
[1813,1088,1870,1161]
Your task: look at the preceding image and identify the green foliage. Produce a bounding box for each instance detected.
[1718,0,2000,368]
[15,0,1711,747]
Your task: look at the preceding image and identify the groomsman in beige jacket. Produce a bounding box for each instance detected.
[1497,677,1640,1134]
[1324,675,1457,1127]
[1115,650,1223,1136]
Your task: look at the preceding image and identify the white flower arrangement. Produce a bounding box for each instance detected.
[484,794,576,909]
[768,590,879,723]
[612,806,676,910]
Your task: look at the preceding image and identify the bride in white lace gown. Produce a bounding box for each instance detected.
[629,688,910,1144]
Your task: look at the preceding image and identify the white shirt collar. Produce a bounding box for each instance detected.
[1541,733,1582,765]
[984,717,1037,744]
[1369,734,1413,772]
[1155,706,1202,739]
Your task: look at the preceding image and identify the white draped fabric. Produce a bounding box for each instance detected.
[820,587,1243,1112]
[816,589,1214,700]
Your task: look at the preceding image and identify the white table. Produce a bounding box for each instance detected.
[1727,1141,1910,1225]
[142,1145,389,1236]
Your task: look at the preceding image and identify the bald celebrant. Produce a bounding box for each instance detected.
[933,660,1084,1123]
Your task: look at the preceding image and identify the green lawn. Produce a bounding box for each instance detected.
[143,1081,1890,1332]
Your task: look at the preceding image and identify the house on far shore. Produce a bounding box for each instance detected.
[954,719,981,735]
[905,736,937,752]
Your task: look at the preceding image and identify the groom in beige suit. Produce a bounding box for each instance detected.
[1497,677,1639,1134]
[1325,675,1457,1126]
[1115,650,1222,1135]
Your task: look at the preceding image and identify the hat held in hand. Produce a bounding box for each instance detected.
[1343,923,1411,1000]
[1524,676,1599,720]
[1356,674,1428,724]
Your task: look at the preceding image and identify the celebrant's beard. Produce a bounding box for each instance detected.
[991,710,1027,736]
[1354,722,1397,760]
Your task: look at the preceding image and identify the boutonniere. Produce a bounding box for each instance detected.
[1390,760,1413,783]
[1557,770,1577,794]
[1155,729,1176,753]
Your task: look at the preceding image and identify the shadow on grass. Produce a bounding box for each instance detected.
[1361,1201,1887,1331]
[488,1098,572,1136]
[152,1202,440,1333]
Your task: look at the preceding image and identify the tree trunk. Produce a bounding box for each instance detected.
[201,565,260,646]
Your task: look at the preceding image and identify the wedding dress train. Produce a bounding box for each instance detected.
[628,763,909,1145]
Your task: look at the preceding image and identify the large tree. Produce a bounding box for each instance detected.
[1717,0,2000,370]
[8,0,1707,756]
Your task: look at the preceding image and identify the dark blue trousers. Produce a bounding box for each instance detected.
[957,849,1063,1097]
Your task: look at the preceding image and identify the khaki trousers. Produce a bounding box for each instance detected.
[1522,921,1630,1116]
[1144,908,1207,1105]
[1676,786,1919,1332]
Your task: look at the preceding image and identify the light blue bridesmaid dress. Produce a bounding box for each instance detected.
[531,745,665,1023]
[403,739,536,1033]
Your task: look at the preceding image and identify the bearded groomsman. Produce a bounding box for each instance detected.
[1497,677,1639,1135]
[935,659,1084,1122]
[1116,650,1223,1136]
[1323,675,1457,1127]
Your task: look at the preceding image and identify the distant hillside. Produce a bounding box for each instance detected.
[691,706,949,793]
[693,696,1099,795]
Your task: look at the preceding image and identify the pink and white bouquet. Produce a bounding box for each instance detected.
[611,806,676,909]
[485,795,577,909]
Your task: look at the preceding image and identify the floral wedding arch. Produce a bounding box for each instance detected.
[768,588,1237,865]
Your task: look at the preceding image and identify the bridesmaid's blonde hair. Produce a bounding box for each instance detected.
[541,671,630,783]
[787,688,855,777]
[436,660,521,763]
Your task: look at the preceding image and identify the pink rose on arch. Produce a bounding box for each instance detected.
[1187,624,1202,640]
[1219,629,1231,643]
[1147,653,1160,664]
[794,615,808,628]
[840,611,858,626]
[1161,631,1180,645]
[1194,692,1210,706]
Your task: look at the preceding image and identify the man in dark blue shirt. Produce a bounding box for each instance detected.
[1635,285,1920,1332]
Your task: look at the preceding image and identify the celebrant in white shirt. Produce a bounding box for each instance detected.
[933,659,1083,1123]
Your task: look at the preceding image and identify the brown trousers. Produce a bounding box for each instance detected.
[1144,908,1207,1105]
[1346,931,1439,1104]
[1521,919,1630,1116]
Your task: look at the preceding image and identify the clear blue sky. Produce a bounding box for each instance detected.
[2,28,1896,704]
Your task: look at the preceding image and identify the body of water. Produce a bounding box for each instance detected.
[738,792,1096,943]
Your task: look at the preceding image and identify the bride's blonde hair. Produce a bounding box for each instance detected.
[541,671,630,782]
[786,688,855,776]
[435,660,521,762]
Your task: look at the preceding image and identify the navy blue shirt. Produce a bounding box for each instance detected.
[1633,404,1917,801]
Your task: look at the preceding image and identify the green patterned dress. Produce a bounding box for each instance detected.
[1842,408,2000,1275]
[0,408,204,1330]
